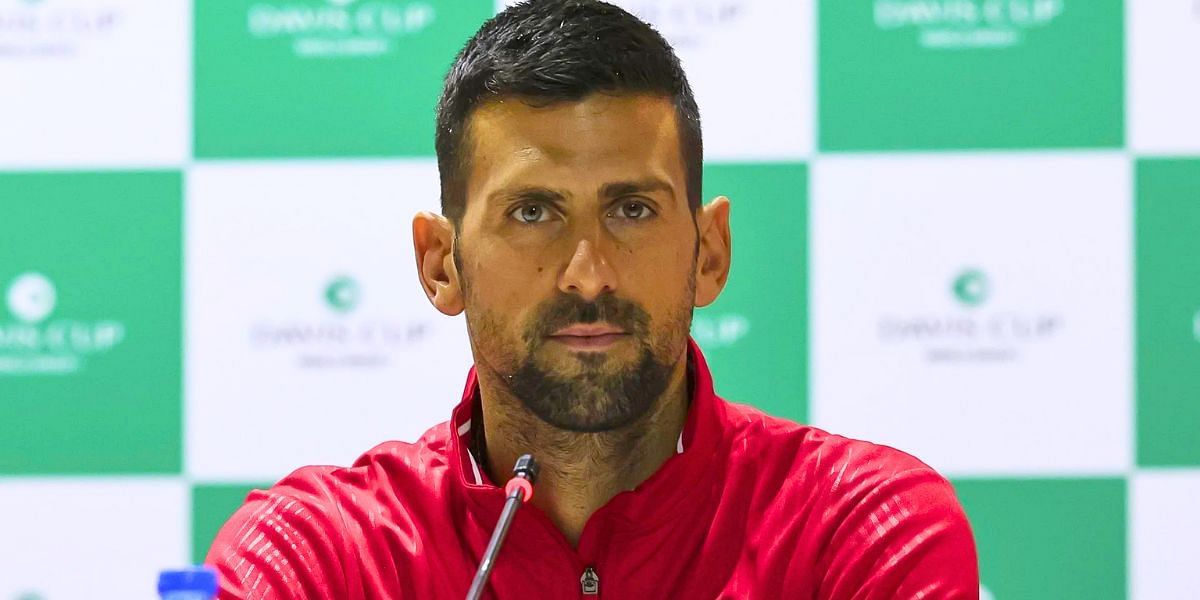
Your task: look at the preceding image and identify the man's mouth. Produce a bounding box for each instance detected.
[547,323,629,351]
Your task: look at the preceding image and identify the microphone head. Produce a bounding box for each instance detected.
[512,454,538,484]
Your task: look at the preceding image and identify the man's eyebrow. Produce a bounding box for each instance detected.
[487,186,567,205]
[601,178,676,200]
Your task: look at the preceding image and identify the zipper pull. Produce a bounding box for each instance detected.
[580,566,599,596]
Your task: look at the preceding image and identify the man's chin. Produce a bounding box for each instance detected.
[505,341,675,433]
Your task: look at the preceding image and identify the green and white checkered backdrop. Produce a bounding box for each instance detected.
[1,0,1197,597]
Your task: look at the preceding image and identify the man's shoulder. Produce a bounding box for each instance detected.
[206,419,459,566]
[248,419,459,518]
[204,421,462,595]
[719,405,979,595]
[719,399,951,501]
[718,399,974,574]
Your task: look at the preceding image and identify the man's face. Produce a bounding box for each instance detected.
[454,93,698,432]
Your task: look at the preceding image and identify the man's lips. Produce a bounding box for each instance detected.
[547,324,629,350]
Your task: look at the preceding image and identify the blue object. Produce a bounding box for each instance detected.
[158,566,218,599]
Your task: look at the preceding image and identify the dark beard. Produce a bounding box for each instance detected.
[504,293,675,433]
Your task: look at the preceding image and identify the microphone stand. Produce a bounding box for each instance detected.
[465,454,539,600]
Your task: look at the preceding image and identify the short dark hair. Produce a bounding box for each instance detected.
[435,0,703,223]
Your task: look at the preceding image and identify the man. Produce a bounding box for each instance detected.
[206,1,979,598]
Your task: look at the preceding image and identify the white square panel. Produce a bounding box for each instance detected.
[1132,470,1200,600]
[497,0,814,160]
[0,0,189,168]
[810,153,1132,476]
[0,479,187,599]
[1129,1,1200,153]
[186,160,473,481]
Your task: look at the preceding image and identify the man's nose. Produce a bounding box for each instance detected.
[558,237,618,302]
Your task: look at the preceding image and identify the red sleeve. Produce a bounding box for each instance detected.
[204,470,351,600]
[817,464,979,600]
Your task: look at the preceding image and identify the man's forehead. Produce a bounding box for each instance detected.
[462,93,685,192]
[466,93,680,152]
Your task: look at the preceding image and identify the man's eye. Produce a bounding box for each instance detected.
[613,200,653,220]
[511,204,550,224]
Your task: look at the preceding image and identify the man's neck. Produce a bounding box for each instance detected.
[474,359,690,547]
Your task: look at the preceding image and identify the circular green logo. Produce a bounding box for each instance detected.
[952,269,989,307]
[324,276,360,313]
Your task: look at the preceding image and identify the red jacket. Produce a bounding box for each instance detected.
[207,342,979,599]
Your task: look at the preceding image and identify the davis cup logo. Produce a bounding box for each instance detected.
[0,0,125,58]
[877,267,1063,363]
[248,275,431,369]
[246,0,437,58]
[619,1,749,48]
[0,272,125,375]
[692,313,750,349]
[6,272,56,324]
[874,0,1065,49]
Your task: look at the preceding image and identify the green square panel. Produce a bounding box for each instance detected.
[1137,159,1200,467]
[953,478,1126,599]
[694,163,807,423]
[818,0,1124,150]
[0,172,182,474]
[193,483,268,563]
[194,0,494,158]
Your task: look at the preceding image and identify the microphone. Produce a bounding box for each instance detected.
[465,454,539,600]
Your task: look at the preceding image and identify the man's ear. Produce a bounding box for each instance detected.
[412,212,465,316]
[694,196,731,308]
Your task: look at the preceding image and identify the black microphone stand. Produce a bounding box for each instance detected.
[465,454,539,600]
